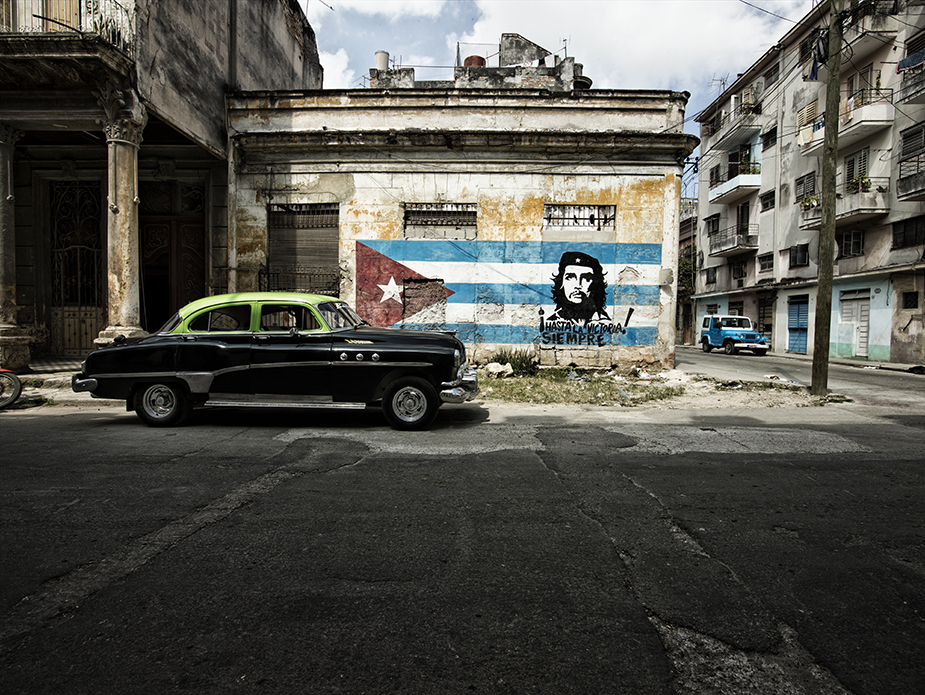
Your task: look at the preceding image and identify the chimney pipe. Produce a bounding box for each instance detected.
[375,51,389,72]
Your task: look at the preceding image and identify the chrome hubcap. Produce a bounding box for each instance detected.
[393,386,426,422]
[143,385,175,418]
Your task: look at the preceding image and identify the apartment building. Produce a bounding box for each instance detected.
[694,0,925,364]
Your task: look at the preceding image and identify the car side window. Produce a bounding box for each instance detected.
[189,305,252,332]
[259,305,321,332]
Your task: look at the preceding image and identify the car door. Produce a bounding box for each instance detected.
[249,303,332,399]
[177,302,255,395]
[708,316,722,346]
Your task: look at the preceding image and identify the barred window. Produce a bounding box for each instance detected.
[892,215,925,249]
[903,292,920,310]
[405,203,477,227]
[543,204,616,230]
[706,304,719,314]
[404,203,477,239]
[758,253,773,272]
[268,203,339,228]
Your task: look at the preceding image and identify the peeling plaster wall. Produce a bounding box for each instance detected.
[227,89,696,369]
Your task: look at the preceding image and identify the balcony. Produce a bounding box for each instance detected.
[842,1,899,64]
[703,102,762,152]
[708,223,758,258]
[708,161,762,205]
[898,64,925,105]
[798,177,890,230]
[800,89,894,156]
[0,0,134,56]
[898,154,925,201]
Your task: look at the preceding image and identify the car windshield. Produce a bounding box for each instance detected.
[156,313,182,334]
[317,301,366,330]
[721,317,752,329]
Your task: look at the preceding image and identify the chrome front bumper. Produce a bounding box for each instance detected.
[440,367,479,404]
[72,374,98,392]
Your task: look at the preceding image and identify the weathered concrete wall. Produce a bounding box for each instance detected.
[136,0,321,159]
[228,88,695,369]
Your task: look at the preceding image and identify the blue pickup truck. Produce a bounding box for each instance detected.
[700,315,770,356]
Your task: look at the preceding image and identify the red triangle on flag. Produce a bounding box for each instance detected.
[355,242,454,327]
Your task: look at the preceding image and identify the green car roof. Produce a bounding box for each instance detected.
[178,292,340,318]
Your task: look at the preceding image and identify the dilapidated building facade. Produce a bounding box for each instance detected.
[0,0,321,368]
[694,0,925,364]
[227,35,698,369]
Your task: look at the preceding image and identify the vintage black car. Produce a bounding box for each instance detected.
[72,292,478,430]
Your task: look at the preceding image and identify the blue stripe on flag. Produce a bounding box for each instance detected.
[445,283,661,306]
[361,239,662,265]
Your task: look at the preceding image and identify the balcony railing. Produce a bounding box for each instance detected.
[1,0,134,56]
[709,223,758,256]
[708,161,761,189]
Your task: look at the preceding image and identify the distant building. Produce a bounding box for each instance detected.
[678,197,698,345]
[0,0,321,368]
[227,35,698,369]
[694,0,925,364]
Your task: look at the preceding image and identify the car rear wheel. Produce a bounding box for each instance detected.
[134,383,191,427]
[724,341,737,355]
[382,376,438,430]
[701,339,712,353]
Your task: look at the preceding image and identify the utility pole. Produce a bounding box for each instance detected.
[811,0,844,396]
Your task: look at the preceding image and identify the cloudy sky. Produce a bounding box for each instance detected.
[299,0,816,195]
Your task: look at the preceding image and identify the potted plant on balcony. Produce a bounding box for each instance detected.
[847,175,871,193]
[800,194,819,210]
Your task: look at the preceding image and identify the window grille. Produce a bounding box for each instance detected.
[892,215,925,249]
[543,204,616,230]
[903,292,920,310]
[706,304,719,314]
[405,203,477,227]
[268,203,339,228]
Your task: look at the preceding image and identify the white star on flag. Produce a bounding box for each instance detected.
[377,276,403,304]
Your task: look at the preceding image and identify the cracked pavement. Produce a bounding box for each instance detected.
[1,403,922,694]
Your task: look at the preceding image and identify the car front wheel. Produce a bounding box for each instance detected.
[133,383,191,427]
[724,341,737,355]
[382,376,438,430]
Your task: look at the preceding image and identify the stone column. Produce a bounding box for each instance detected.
[0,122,30,371]
[95,81,148,345]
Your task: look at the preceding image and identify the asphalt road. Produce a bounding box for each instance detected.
[1,395,923,694]
[675,346,925,408]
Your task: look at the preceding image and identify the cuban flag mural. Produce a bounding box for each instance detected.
[355,240,662,348]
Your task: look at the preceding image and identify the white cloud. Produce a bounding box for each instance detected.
[320,48,357,88]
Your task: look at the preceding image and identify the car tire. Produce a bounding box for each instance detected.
[382,376,438,431]
[0,371,23,409]
[724,341,737,355]
[133,383,192,427]
[753,349,767,356]
[701,339,712,353]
